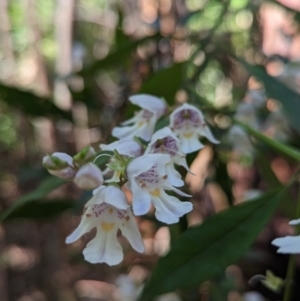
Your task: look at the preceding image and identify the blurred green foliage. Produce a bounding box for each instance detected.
[1,0,300,300]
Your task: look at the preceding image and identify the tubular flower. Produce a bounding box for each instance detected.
[126,154,193,224]
[66,186,144,266]
[169,103,219,154]
[42,152,76,180]
[74,163,103,190]
[112,94,167,141]
[145,127,190,187]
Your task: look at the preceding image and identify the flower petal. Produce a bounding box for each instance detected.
[112,125,138,140]
[127,154,170,178]
[102,186,128,210]
[138,118,157,141]
[179,134,204,154]
[120,210,145,253]
[66,214,95,244]
[129,94,167,118]
[152,190,193,224]
[88,186,128,209]
[166,164,184,187]
[165,184,192,198]
[100,139,142,157]
[272,236,300,253]
[198,126,219,144]
[150,127,178,142]
[74,163,103,190]
[289,218,300,226]
[52,152,74,167]
[83,227,123,265]
[131,181,152,215]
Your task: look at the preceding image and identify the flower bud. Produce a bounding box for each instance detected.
[42,152,76,180]
[73,146,96,166]
[74,163,103,190]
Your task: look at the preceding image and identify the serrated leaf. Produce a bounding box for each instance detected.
[236,121,300,162]
[138,188,285,300]
[0,177,66,222]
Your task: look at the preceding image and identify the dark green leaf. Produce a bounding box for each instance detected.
[254,146,294,217]
[236,121,300,162]
[139,62,185,104]
[138,188,284,300]
[0,82,72,120]
[0,177,66,222]
[213,151,234,206]
[239,60,300,133]
[79,33,162,77]
[5,200,73,220]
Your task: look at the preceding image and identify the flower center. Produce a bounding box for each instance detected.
[150,188,161,197]
[137,165,160,184]
[151,136,178,157]
[173,109,202,129]
[141,109,154,119]
[101,222,115,232]
[183,132,193,138]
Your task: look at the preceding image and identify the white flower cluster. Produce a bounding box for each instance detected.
[43,95,219,265]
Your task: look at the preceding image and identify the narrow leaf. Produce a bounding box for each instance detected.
[239,60,300,133]
[0,82,72,120]
[0,177,66,222]
[79,33,162,76]
[139,188,285,300]
[5,200,73,220]
[139,63,184,104]
[236,121,300,162]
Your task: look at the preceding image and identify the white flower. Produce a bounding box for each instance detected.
[289,218,300,225]
[100,139,142,158]
[42,152,76,180]
[112,94,167,141]
[272,235,300,254]
[126,154,192,224]
[66,186,144,266]
[272,218,300,254]
[74,163,104,190]
[100,139,143,183]
[145,127,191,187]
[169,103,219,154]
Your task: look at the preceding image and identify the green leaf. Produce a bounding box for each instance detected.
[0,177,66,222]
[5,200,73,220]
[139,62,185,104]
[213,152,234,206]
[238,60,300,133]
[0,82,72,120]
[236,121,300,162]
[138,188,284,300]
[254,146,294,217]
[79,33,162,77]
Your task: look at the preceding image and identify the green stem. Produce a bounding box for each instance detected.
[283,182,300,301]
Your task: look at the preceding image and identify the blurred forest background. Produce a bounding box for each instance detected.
[1,0,300,300]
